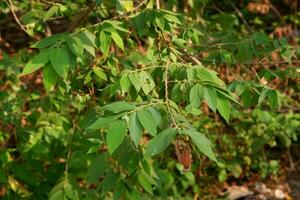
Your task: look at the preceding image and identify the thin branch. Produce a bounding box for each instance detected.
[156,0,160,9]
[67,2,96,32]
[5,0,29,35]
[229,1,253,33]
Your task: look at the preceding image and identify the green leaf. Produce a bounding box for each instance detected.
[156,16,165,30]
[79,30,96,48]
[66,35,84,58]
[102,101,136,113]
[111,31,124,51]
[138,173,153,194]
[163,14,182,24]
[87,153,109,184]
[139,71,155,95]
[145,128,177,158]
[266,89,280,109]
[120,74,131,94]
[114,181,126,200]
[101,171,119,193]
[44,6,58,21]
[64,182,79,200]
[106,120,127,153]
[21,51,49,75]
[129,112,143,147]
[217,94,230,123]
[49,46,70,79]
[128,73,141,92]
[204,86,218,112]
[148,107,162,128]
[185,130,217,162]
[100,31,111,55]
[31,33,67,48]
[93,67,107,81]
[43,63,58,92]
[189,84,204,108]
[88,115,122,130]
[137,109,157,136]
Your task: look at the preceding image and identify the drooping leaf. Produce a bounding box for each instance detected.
[129,112,143,147]
[189,84,204,108]
[106,120,127,153]
[185,130,217,162]
[137,109,157,136]
[139,71,155,95]
[128,73,141,92]
[111,31,124,51]
[101,171,120,193]
[120,74,131,94]
[100,31,111,55]
[217,93,230,123]
[66,35,84,58]
[49,46,70,79]
[203,86,218,112]
[43,63,58,92]
[138,173,153,194]
[144,128,177,157]
[87,153,109,184]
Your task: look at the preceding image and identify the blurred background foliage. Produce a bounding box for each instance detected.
[0,0,299,199]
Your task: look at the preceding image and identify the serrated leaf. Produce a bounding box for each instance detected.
[43,63,58,92]
[217,94,230,123]
[102,101,135,113]
[129,112,143,147]
[106,120,127,153]
[137,109,157,136]
[185,130,217,162]
[21,50,49,75]
[100,31,111,55]
[145,128,177,158]
[49,46,70,79]
[111,31,124,51]
[204,86,218,112]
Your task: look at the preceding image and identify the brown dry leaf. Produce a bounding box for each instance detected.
[175,137,193,171]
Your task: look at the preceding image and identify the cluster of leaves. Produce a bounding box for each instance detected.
[0,0,299,199]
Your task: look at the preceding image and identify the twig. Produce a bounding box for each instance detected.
[64,121,76,185]
[5,0,29,35]
[156,0,160,9]
[269,3,287,26]
[229,1,253,33]
[67,2,96,32]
